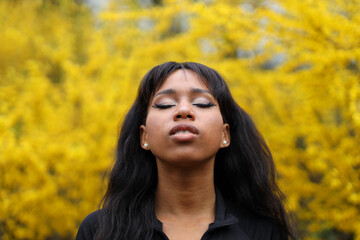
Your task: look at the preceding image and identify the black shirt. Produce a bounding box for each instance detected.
[76,189,286,240]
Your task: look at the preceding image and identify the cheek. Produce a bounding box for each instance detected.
[145,113,166,140]
[209,111,224,127]
[202,113,224,139]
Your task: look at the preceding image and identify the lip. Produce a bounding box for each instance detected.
[169,124,199,142]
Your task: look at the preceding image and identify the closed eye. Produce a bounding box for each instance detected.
[193,103,216,108]
[152,104,176,109]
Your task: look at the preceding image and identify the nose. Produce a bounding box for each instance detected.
[173,101,195,121]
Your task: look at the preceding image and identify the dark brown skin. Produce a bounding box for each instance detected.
[140,69,230,240]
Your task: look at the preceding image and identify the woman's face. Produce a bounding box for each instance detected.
[140,69,230,167]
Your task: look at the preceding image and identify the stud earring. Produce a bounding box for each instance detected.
[223,140,227,145]
[143,143,148,148]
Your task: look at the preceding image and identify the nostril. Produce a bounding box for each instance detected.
[174,111,194,120]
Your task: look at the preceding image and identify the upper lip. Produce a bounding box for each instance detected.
[169,124,199,135]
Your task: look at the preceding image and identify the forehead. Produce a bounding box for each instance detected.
[156,69,209,93]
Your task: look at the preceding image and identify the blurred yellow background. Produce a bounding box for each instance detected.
[0,0,359,239]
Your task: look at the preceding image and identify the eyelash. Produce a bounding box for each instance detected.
[153,104,175,109]
[193,103,216,108]
[153,103,216,109]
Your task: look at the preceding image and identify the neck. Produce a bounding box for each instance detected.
[155,159,216,219]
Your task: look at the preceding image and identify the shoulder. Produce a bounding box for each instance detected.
[75,210,101,240]
[227,203,287,240]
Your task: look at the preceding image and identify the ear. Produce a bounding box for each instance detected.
[220,123,230,148]
[140,125,149,150]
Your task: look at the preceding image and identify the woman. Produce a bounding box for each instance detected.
[76,62,295,240]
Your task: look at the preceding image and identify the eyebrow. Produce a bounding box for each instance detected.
[155,88,212,97]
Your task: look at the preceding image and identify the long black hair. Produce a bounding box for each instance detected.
[95,62,295,239]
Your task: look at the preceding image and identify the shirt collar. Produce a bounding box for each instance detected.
[153,187,239,232]
[209,187,239,230]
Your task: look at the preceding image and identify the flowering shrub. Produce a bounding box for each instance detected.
[1,0,359,239]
